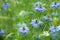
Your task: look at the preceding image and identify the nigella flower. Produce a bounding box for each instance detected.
[50,26,60,32]
[34,2,42,7]
[50,26,56,32]
[31,19,43,28]
[51,2,58,8]
[34,6,46,12]
[2,2,10,9]
[0,30,4,35]
[56,26,60,32]
[18,26,29,35]
[57,2,60,7]
[43,16,52,22]
[33,2,46,12]
[52,12,58,17]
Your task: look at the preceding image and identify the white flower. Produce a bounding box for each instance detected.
[19,10,25,16]
[19,10,29,16]
[42,31,50,36]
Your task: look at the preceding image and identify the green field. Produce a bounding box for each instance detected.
[0,0,60,40]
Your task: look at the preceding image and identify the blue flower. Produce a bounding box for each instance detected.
[18,26,29,35]
[33,2,46,12]
[51,2,58,8]
[31,19,43,28]
[50,26,60,32]
[34,2,42,7]
[0,30,4,35]
[57,2,60,7]
[52,12,58,17]
[2,3,10,9]
[56,26,60,32]
[50,26,56,32]
[43,16,52,22]
[34,7,46,12]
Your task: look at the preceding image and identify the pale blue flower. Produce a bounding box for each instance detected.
[50,26,56,32]
[56,26,60,32]
[0,30,4,35]
[34,7,46,12]
[50,26,60,32]
[52,12,58,17]
[33,2,46,12]
[43,16,52,22]
[51,2,58,8]
[2,3,10,9]
[34,2,42,7]
[31,19,43,28]
[18,26,29,35]
[34,6,46,12]
[57,2,60,7]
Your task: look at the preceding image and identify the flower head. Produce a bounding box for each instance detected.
[2,3,10,9]
[50,26,56,32]
[51,2,58,8]
[31,19,43,28]
[50,26,60,32]
[0,30,4,35]
[52,12,58,17]
[56,26,60,32]
[18,26,29,35]
[33,2,46,12]
[34,7,46,12]
[43,16,52,22]
[57,2,60,7]
[34,2,42,7]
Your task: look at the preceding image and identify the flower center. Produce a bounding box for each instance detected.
[23,27,25,30]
